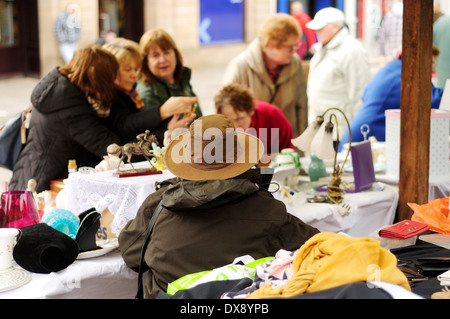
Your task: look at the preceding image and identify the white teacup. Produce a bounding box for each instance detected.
[0,228,19,272]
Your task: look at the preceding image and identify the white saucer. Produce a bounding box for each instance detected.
[77,238,119,260]
[0,267,31,293]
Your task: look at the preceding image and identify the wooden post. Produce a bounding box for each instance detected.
[397,2,433,221]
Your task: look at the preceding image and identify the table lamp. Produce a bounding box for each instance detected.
[292,107,352,204]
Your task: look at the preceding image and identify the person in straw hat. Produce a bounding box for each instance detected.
[118,114,319,299]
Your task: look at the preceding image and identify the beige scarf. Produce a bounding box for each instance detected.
[87,96,110,118]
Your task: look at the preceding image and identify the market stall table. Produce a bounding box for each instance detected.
[277,180,399,237]
[390,234,450,299]
[0,251,137,299]
[65,163,398,239]
[0,165,400,299]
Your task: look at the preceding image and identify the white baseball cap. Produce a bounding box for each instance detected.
[306,7,345,30]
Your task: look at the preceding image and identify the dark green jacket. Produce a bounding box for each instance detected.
[136,67,203,119]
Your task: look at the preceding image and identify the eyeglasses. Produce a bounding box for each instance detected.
[233,116,249,125]
[280,41,301,53]
[282,44,300,53]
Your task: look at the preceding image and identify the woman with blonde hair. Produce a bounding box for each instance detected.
[102,37,197,144]
[137,29,202,120]
[9,45,122,192]
[222,13,308,136]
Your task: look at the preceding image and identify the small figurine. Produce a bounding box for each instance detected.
[95,154,121,172]
[107,130,163,178]
[107,130,158,170]
[27,179,41,216]
[26,179,38,201]
[150,144,165,171]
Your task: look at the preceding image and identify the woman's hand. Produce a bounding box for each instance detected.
[159,96,198,120]
[167,113,196,130]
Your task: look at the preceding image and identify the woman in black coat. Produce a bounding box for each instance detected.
[9,43,198,193]
[9,45,122,193]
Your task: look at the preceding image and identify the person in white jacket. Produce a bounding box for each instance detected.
[54,4,81,64]
[306,7,371,138]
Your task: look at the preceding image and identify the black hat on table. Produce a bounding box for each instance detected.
[13,223,79,274]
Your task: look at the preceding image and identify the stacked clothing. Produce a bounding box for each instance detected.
[224,232,410,299]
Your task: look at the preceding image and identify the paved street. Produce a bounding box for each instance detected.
[0,65,226,190]
[0,76,38,191]
[0,76,39,123]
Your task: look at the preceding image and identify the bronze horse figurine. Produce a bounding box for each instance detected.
[107,130,159,171]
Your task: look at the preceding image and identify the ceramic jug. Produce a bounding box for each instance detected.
[0,228,19,271]
[308,154,327,182]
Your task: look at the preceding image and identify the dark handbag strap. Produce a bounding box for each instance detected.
[135,201,164,299]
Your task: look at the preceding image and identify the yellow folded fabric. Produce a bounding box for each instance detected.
[247,232,410,299]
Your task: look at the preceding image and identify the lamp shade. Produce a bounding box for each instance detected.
[292,116,324,153]
[310,121,335,160]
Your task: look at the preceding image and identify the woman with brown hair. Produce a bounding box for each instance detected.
[102,38,197,144]
[9,45,124,192]
[136,29,202,121]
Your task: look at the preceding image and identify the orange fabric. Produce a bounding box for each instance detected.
[409,197,450,235]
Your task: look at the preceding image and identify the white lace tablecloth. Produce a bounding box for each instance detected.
[65,163,176,236]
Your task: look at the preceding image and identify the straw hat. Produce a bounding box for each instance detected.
[164,114,264,180]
